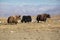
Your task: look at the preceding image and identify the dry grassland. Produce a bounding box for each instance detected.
[0,16,60,40]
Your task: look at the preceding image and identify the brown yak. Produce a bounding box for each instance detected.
[36,13,51,23]
[7,15,21,24]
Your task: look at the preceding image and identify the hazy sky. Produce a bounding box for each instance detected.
[0,0,60,6]
[0,0,60,17]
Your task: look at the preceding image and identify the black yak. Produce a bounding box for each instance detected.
[21,15,32,23]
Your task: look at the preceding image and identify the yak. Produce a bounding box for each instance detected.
[7,15,21,24]
[36,14,51,23]
[21,15,32,23]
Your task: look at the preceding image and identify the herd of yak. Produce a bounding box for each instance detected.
[7,13,51,24]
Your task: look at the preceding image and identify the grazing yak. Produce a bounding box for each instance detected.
[7,15,21,24]
[36,14,51,23]
[21,15,32,23]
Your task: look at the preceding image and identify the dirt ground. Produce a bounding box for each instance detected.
[0,16,60,40]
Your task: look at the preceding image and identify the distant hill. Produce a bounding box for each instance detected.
[0,4,60,17]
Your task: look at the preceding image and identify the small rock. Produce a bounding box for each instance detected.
[10,31,14,33]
